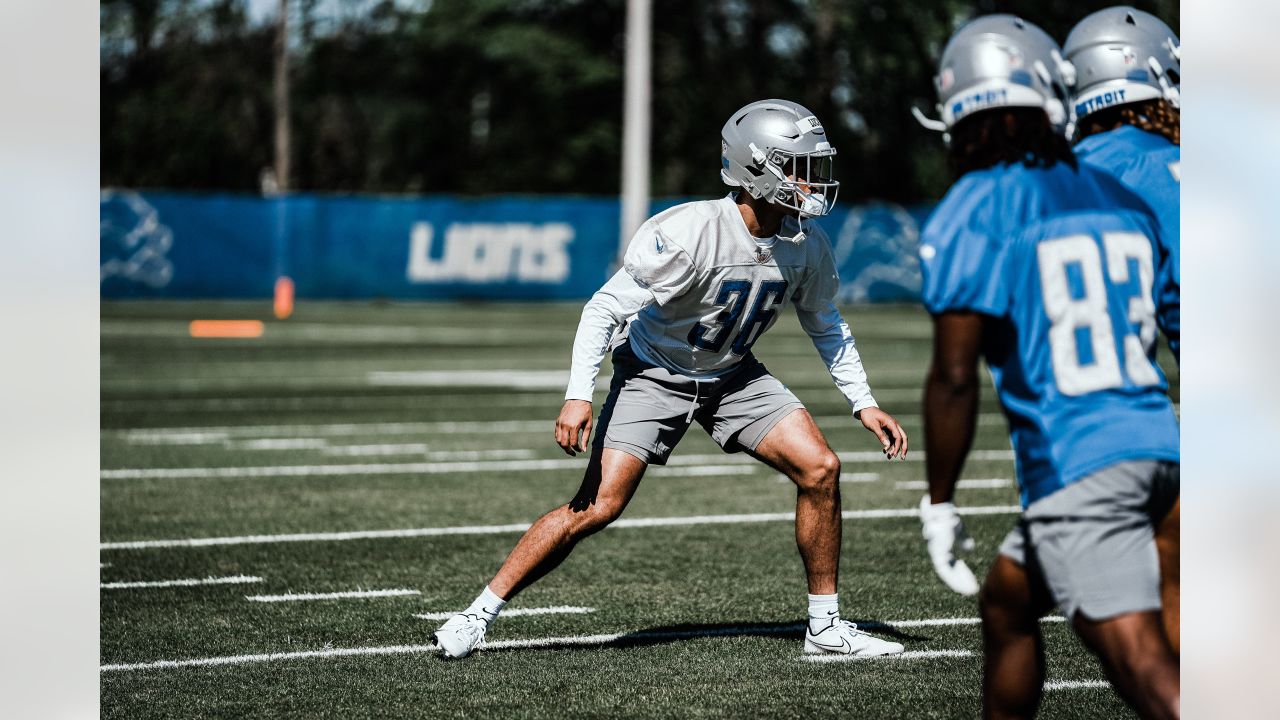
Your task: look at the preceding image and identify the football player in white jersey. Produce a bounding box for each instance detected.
[433,99,909,660]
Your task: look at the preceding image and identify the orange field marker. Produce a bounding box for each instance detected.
[189,320,265,338]
[274,276,295,319]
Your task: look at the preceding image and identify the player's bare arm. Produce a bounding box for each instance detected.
[923,311,983,503]
[555,399,593,456]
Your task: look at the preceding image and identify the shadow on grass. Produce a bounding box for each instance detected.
[479,618,930,655]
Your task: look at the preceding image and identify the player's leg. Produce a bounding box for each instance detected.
[747,408,902,656]
[1072,610,1179,720]
[702,359,901,655]
[1155,497,1180,655]
[750,408,842,595]
[489,447,647,599]
[1025,460,1179,716]
[435,343,692,658]
[491,343,689,601]
[979,547,1054,720]
[433,448,648,659]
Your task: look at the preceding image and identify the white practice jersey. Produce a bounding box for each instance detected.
[565,195,877,413]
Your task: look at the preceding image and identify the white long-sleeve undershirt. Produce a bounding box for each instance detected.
[564,269,655,402]
[564,270,877,415]
[795,303,878,414]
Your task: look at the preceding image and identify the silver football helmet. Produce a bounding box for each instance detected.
[914,15,1076,139]
[1064,6,1180,120]
[720,99,839,231]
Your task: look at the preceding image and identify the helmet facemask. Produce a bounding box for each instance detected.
[765,149,840,220]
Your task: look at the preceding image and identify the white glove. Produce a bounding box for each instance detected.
[920,494,979,596]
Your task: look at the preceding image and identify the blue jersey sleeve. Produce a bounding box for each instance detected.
[919,174,1011,316]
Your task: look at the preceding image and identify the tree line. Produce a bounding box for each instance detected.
[101,0,1177,203]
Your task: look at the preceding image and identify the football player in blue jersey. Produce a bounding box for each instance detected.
[1066,7,1180,364]
[913,15,1180,719]
[1065,4,1182,661]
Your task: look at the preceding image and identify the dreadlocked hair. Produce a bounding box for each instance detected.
[1075,99,1180,146]
[948,107,1077,178]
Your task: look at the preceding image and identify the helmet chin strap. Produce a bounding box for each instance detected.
[777,214,808,244]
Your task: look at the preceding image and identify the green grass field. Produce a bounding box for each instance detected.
[101,301,1178,718]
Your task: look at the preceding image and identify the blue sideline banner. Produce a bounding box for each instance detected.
[101,190,930,302]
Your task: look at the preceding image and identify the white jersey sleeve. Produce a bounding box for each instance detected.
[793,238,877,413]
[797,303,877,413]
[564,269,656,402]
[622,219,700,305]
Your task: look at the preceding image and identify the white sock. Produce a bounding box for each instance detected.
[464,585,507,626]
[807,592,840,633]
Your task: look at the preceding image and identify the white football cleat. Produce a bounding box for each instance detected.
[804,619,905,656]
[432,613,488,659]
[920,495,980,596]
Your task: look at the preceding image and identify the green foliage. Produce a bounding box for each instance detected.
[100,0,1178,201]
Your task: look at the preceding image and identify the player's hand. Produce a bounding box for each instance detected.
[856,406,908,459]
[919,495,979,596]
[555,400,594,457]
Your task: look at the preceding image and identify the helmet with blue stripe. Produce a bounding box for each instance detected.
[914,15,1076,139]
[1064,6,1180,120]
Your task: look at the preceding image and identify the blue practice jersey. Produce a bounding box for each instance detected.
[920,161,1180,507]
[1076,126,1181,357]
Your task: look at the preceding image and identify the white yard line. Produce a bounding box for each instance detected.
[101,611,1057,672]
[322,446,537,460]
[367,370,575,389]
[802,649,974,663]
[895,479,1013,491]
[323,442,431,456]
[101,458,585,480]
[1044,680,1111,691]
[245,589,420,602]
[118,420,549,441]
[237,438,330,451]
[123,431,232,445]
[863,617,1065,629]
[648,465,759,477]
[100,450,1014,481]
[101,575,262,590]
[413,606,595,621]
[100,506,1020,551]
[777,471,878,483]
[102,394,557,413]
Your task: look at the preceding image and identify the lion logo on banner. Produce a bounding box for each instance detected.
[100,189,174,288]
[830,202,923,303]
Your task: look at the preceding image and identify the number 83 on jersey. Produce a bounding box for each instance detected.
[1037,231,1164,396]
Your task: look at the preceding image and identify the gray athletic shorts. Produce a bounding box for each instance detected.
[998,460,1179,622]
[593,341,805,465]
